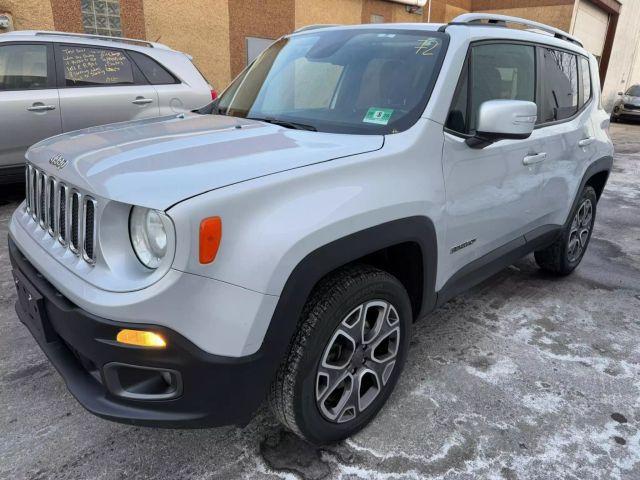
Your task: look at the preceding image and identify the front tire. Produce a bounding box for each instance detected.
[611,106,621,123]
[269,265,412,444]
[534,185,597,275]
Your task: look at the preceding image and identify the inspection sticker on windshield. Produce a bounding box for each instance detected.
[363,108,394,125]
[415,38,440,56]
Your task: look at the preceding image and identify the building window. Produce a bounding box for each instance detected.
[81,0,122,37]
[370,14,385,23]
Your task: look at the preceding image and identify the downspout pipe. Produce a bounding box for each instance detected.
[386,0,428,6]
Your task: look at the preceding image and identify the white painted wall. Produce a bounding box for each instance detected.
[572,0,609,58]
[584,0,640,110]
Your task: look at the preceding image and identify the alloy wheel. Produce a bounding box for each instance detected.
[315,300,400,423]
[567,198,593,263]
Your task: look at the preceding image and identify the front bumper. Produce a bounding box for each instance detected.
[613,105,640,119]
[9,237,275,428]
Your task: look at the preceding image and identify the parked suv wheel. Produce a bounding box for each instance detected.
[610,107,620,122]
[534,186,597,275]
[269,265,412,444]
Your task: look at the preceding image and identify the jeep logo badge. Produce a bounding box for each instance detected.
[49,154,67,170]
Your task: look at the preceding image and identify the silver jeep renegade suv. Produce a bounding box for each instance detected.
[9,14,613,444]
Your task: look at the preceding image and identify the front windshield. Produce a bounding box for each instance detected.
[215,29,447,134]
[626,85,640,97]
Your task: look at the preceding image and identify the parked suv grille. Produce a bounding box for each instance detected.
[25,164,97,265]
[623,103,640,110]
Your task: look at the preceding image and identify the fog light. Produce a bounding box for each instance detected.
[116,329,166,348]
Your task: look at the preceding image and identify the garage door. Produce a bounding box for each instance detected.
[572,0,609,61]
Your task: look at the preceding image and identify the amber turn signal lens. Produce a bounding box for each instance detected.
[199,216,222,264]
[116,329,166,348]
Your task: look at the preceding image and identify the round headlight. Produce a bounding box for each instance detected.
[129,206,168,269]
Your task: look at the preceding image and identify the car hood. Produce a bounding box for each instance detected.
[26,113,384,210]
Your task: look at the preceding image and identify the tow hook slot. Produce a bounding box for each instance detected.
[103,363,182,401]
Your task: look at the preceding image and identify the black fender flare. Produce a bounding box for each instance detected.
[567,155,612,222]
[248,216,438,407]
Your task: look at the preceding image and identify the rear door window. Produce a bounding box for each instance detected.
[60,45,135,87]
[128,51,178,85]
[540,48,578,122]
[0,44,52,90]
[446,43,535,134]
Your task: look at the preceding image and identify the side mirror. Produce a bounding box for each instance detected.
[618,91,624,96]
[466,100,537,149]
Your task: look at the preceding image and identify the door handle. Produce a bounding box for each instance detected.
[523,152,547,165]
[132,98,154,105]
[27,104,56,112]
[578,137,594,147]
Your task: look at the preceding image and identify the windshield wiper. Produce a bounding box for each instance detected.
[248,117,317,131]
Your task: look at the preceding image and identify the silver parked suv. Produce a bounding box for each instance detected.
[610,84,640,122]
[9,14,613,444]
[0,31,214,183]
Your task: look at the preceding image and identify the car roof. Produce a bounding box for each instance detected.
[290,22,445,36]
[0,30,181,55]
[290,14,588,56]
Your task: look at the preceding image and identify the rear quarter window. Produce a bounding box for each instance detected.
[128,51,178,85]
[579,56,591,108]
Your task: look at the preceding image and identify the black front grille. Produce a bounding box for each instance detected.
[624,103,640,110]
[38,173,46,226]
[25,166,31,212]
[59,187,67,242]
[70,193,80,252]
[23,163,98,266]
[48,178,55,234]
[31,169,38,219]
[84,199,95,262]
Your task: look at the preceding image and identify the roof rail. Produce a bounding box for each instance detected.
[33,31,171,49]
[294,24,341,33]
[440,13,583,47]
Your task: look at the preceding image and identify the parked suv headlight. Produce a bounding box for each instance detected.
[129,206,170,269]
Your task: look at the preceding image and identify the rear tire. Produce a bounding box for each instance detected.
[534,185,597,276]
[269,265,412,445]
